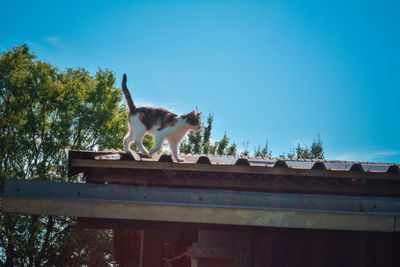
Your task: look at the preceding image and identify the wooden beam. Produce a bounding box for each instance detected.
[2,179,399,232]
[8,197,391,231]
[82,168,400,198]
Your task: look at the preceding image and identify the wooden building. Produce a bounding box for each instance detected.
[2,150,400,266]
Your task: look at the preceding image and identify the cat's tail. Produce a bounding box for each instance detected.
[121,74,136,113]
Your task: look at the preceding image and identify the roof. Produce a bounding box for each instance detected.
[2,150,400,232]
[69,150,400,174]
[69,150,400,197]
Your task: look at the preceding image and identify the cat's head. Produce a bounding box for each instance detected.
[183,111,202,131]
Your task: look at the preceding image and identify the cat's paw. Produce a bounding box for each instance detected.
[138,150,149,156]
[137,152,151,158]
[176,158,185,163]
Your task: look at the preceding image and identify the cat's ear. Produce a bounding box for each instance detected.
[196,112,202,117]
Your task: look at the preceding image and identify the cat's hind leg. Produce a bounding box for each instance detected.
[123,127,134,153]
[149,133,165,157]
[133,124,149,156]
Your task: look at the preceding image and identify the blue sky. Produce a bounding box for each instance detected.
[2,0,399,162]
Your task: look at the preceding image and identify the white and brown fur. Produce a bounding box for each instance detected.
[121,74,202,162]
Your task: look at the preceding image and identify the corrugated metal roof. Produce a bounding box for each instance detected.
[72,150,399,174]
[68,150,400,200]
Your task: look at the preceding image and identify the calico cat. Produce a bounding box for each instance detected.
[121,74,202,162]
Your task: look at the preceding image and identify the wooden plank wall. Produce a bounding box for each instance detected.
[189,230,254,267]
[114,229,194,267]
[188,228,400,267]
[109,223,400,267]
[114,229,140,267]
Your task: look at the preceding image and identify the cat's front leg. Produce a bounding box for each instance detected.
[168,140,184,162]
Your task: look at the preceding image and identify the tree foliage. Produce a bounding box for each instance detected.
[240,142,250,157]
[179,112,324,160]
[280,134,325,159]
[0,44,125,266]
[179,111,324,160]
[310,134,324,159]
[179,114,238,156]
[202,113,213,155]
[254,141,272,158]
[294,134,324,159]
[216,133,229,155]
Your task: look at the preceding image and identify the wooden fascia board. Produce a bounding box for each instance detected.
[70,159,400,180]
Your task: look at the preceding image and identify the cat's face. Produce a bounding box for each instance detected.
[184,111,202,131]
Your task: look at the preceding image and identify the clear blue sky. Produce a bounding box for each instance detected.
[2,0,399,163]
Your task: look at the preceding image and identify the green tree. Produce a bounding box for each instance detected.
[179,113,241,157]
[216,133,229,155]
[191,130,203,154]
[180,112,212,155]
[227,142,237,156]
[0,44,125,266]
[281,134,325,159]
[179,131,202,154]
[310,133,324,159]
[254,141,272,157]
[295,143,312,159]
[287,147,296,159]
[202,113,213,154]
[240,142,250,157]
[208,142,217,155]
[179,137,191,154]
